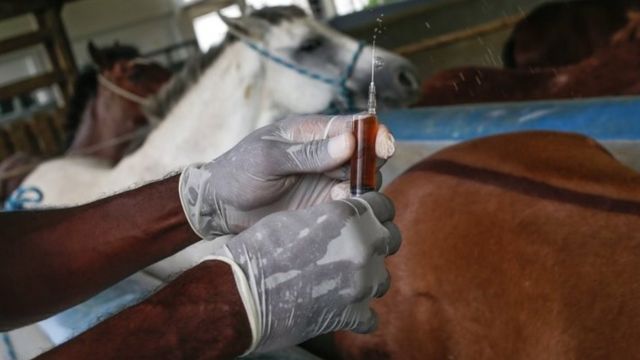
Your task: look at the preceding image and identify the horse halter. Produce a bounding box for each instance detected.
[96,60,161,127]
[227,27,366,113]
[97,73,150,106]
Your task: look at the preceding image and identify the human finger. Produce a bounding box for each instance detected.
[279,115,352,142]
[382,221,402,255]
[352,192,395,223]
[376,124,395,160]
[350,306,378,334]
[331,181,350,200]
[373,269,391,298]
[276,133,355,175]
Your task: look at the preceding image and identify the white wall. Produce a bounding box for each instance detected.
[0,0,199,119]
[62,0,194,66]
[0,0,195,86]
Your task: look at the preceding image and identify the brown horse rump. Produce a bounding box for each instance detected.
[334,131,640,359]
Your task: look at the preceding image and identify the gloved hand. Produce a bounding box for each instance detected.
[179,115,395,237]
[203,192,401,354]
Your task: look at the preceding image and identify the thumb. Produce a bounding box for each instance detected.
[277,132,355,175]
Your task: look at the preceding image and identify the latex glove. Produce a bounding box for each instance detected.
[179,115,395,237]
[202,192,401,354]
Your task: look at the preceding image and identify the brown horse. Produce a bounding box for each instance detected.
[503,0,639,69]
[332,131,640,359]
[67,41,172,163]
[0,42,172,202]
[417,37,640,107]
[416,0,640,107]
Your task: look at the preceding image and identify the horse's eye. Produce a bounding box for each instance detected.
[298,37,324,53]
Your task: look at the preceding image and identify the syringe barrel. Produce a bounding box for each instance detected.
[350,113,379,196]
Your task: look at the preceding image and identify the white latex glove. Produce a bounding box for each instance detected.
[179,115,395,237]
[203,192,401,354]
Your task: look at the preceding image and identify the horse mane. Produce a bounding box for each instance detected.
[144,5,307,120]
[65,65,98,148]
[143,43,230,120]
[250,5,306,24]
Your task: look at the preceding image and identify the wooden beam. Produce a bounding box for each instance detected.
[182,0,236,19]
[0,72,63,100]
[35,7,78,102]
[0,0,85,20]
[393,14,525,56]
[0,0,55,20]
[0,30,49,54]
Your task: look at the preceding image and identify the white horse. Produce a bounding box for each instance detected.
[22,6,418,207]
[19,7,419,285]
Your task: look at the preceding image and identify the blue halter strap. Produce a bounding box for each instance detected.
[1,333,16,360]
[232,30,366,113]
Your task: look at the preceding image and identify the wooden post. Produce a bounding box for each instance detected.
[0,30,50,54]
[0,72,64,101]
[0,0,80,160]
[35,1,78,105]
[393,14,525,56]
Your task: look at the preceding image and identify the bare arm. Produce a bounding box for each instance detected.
[37,260,251,360]
[0,175,198,330]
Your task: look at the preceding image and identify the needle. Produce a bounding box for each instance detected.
[368,40,377,115]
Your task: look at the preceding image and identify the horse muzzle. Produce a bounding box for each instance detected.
[376,60,421,109]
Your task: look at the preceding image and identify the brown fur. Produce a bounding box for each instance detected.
[417,39,640,106]
[335,131,640,359]
[504,0,638,69]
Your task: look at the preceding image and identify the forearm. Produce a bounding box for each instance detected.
[37,261,250,360]
[0,175,199,329]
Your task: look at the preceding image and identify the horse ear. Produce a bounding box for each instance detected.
[219,12,269,41]
[88,41,108,69]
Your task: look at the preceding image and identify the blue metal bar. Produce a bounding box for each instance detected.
[2,333,17,360]
[379,96,640,141]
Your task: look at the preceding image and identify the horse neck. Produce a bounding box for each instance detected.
[106,42,282,188]
[66,92,143,164]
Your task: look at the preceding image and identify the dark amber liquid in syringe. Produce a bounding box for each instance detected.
[350,114,379,196]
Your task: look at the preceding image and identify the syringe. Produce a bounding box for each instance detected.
[350,41,380,196]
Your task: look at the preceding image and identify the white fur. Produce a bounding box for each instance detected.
[25,42,272,206]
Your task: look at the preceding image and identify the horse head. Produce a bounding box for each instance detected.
[220,6,420,113]
[66,42,172,163]
[87,41,171,114]
[100,58,173,109]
